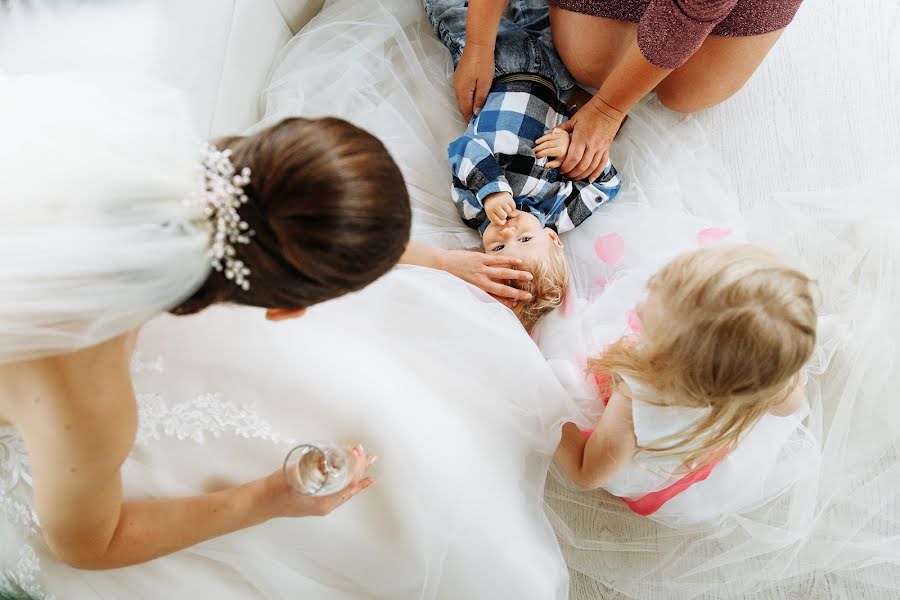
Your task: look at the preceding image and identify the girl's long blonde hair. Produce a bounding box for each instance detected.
[589,245,817,469]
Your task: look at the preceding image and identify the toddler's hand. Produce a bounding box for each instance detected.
[483,191,517,226]
[534,128,570,169]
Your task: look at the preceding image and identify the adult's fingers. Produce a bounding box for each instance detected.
[455,84,474,121]
[473,76,490,116]
[569,147,599,181]
[587,151,609,183]
[489,267,533,282]
[486,280,532,301]
[560,138,585,174]
[489,293,517,308]
[484,255,523,267]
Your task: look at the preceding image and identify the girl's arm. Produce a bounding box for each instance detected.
[15,335,374,569]
[555,390,636,490]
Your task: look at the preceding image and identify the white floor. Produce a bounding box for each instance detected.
[665,0,899,210]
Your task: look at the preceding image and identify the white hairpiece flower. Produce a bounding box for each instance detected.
[197,143,254,291]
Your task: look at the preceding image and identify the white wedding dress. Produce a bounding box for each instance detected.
[2,1,899,599]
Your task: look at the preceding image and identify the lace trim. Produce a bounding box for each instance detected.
[0,353,291,599]
[0,428,53,600]
[2,544,56,600]
[135,392,294,446]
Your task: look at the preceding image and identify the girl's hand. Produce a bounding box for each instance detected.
[483,191,517,225]
[438,250,533,307]
[454,42,495,120]
[534,128,571,169]
[558,98,626,183]
[263,445,377,519]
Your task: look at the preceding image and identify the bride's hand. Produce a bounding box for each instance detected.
[262,445,377,519]
[439,250,534,307]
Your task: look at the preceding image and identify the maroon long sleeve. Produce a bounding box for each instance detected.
[637,0,739,68]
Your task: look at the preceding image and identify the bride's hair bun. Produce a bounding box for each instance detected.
[172,117,411,314]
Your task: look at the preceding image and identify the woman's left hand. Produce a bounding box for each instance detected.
[438,250,534,307]
[558,98,626,183]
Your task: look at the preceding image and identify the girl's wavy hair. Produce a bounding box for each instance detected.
[590,245,817,468]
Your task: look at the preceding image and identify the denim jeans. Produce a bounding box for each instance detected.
[423,0,575,93]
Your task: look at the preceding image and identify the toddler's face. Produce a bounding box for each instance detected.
[481,211,563,262]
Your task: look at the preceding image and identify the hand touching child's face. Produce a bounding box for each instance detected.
[482,211,563,263]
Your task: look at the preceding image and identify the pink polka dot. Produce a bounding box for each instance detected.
[594,233,624,266]
[627,309,642,334]
[697,227,731,246]
[593,278,608,294]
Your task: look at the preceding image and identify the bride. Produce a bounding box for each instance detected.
[0,71,413,569]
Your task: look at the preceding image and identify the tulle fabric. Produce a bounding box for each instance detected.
[2,0,897,598]
[544,180,900,598]
[0,70,210,364]
[23,267,573,599]
[258,1,900,597]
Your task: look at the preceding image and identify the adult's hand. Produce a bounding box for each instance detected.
[558,98,626,183]
[266,445,377,518]
[454,42,495,121]
[439,250,533,307]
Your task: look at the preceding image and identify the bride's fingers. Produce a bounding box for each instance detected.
[486,281,532,301]
[484,255,523,268]
[490,267,532,282]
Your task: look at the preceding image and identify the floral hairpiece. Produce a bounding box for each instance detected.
[198,143,254,290]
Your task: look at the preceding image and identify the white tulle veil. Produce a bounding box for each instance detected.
[0,69,211,364]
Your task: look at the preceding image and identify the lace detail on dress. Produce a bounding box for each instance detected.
[1,427,54,600]
[3,544,56,600]
[135,392,294,447]
[130,351,164,374]
[132,351,293,446]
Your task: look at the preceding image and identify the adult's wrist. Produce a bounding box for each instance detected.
[253,471,288,522]
[587,93,629,124]
[461,39,495,57]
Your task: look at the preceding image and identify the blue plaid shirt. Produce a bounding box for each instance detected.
[448,75,620,235]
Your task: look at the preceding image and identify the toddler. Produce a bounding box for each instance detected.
[425,0,621,329]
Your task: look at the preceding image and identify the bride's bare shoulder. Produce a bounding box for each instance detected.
[0,332,138,438]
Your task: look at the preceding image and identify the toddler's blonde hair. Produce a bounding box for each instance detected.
[512,245,569,332]
[590,245,817,468]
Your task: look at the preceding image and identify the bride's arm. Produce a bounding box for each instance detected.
[400,240,533,306]
[14,336,374,569]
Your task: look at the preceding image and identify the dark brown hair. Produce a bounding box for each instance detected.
[172,117,411,314]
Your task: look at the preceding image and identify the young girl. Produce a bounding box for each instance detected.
[554,244,819,525]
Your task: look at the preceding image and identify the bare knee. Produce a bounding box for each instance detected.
[655,81,743,113]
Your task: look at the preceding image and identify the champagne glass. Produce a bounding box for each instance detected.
[282,442,353,496]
